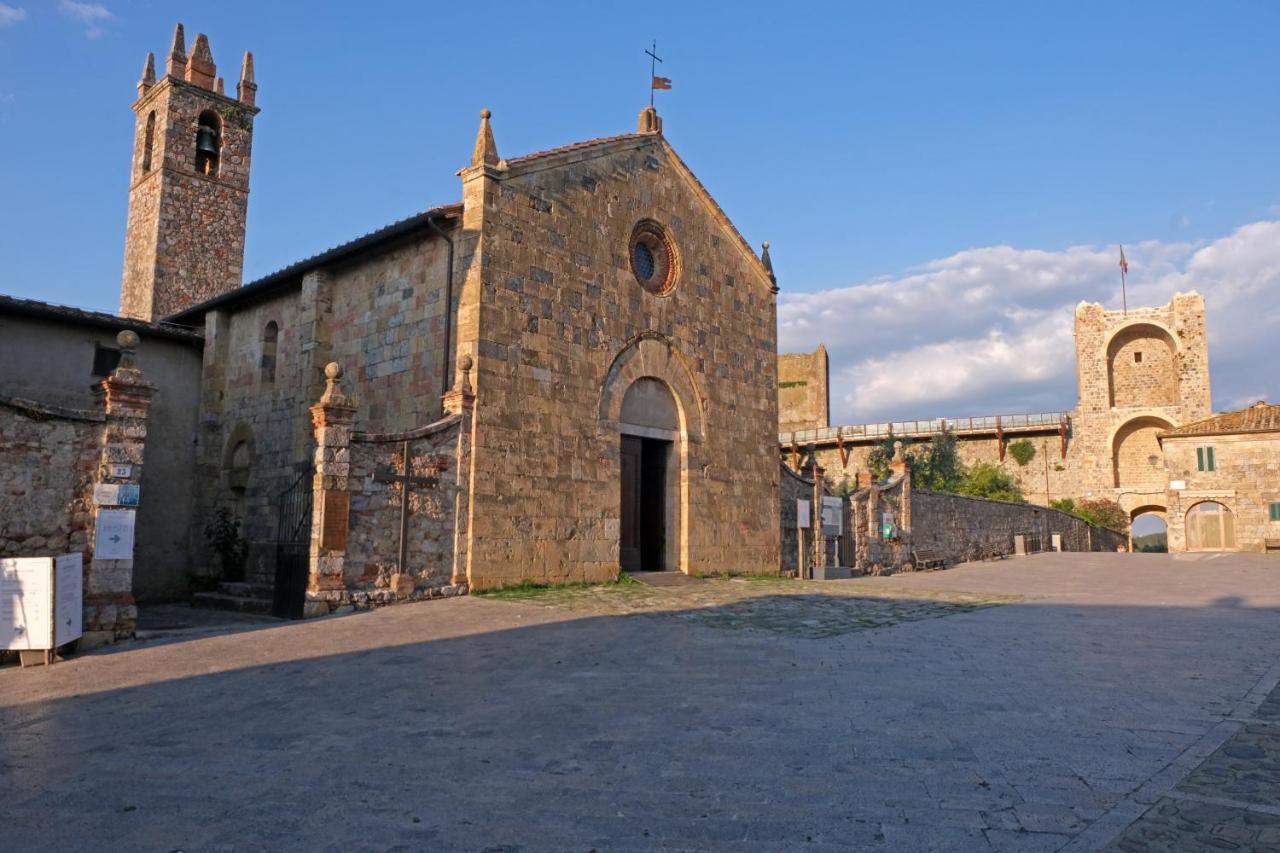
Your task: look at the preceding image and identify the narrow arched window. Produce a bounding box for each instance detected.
[261,321,278,387]
[195,109,221,177]
[142,111,156,172]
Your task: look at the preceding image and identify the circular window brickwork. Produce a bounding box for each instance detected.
[629,220,678,295]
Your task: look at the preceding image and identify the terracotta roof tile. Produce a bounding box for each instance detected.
[1160,402,1280,437]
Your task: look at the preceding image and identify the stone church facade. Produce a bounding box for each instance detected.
[100,26,779,610]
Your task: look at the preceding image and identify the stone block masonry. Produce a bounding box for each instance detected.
[0,331,157,646]
[302,361,470,617]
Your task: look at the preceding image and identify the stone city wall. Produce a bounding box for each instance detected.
[909,490,1126,566]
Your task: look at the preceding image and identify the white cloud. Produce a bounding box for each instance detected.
[779,221,1280,424]
[58,0,112,38]
[0,4,26,26]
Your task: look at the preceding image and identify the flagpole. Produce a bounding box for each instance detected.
[1119,244,1128,315]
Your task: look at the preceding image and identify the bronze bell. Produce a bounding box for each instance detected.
[195,124,219,156]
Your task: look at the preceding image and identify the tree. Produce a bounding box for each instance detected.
[956,462,1025,503]
[1007,438,1036,467]
[1072,498,1130,533]
[1049,497,1076,514]
[911,429,965,492]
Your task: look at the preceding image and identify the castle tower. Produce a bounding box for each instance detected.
[120,24,259,321]
[1070,292,1211,514]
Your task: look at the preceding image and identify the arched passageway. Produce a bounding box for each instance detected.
[1131,506,1168,552]
[1185,501,1236,551]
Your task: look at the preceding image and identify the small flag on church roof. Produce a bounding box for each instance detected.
[652,75,672,90]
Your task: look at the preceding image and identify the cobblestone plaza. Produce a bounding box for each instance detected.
[3,553,1279,851]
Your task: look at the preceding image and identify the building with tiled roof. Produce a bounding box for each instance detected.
[1158,401,1280,553]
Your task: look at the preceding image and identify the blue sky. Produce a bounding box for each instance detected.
[2,1,1278,423]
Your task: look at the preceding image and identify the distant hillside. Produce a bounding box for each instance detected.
[1134,532,1168,553]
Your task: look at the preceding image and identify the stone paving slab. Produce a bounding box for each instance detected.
[481,575,1019,638]
[3,553,1280,852]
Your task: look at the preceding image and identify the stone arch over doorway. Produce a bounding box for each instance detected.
[1184,500,1237,551]
[1110,415,1173,489]
[1106,322,1179,409]
[598,333,704,574]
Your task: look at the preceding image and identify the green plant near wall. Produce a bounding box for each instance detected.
[1007,438,1036,467]
[204,507,248,582]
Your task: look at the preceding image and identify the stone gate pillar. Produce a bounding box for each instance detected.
[441,355,476,589]
[84,331,156,647]
[305,363,356,616]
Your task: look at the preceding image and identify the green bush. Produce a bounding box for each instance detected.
[204,507,248,582]
[956,463,1025,503]
[1007,439,1036,467]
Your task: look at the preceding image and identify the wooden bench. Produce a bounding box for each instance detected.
[1265,538,1280,553]
[912,550,946,571]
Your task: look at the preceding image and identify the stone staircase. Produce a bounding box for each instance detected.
[192,580,274,615]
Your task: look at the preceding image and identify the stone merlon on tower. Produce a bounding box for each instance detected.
[119,23,260,322]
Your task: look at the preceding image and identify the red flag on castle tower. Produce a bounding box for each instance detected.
[1119,245,1129,276]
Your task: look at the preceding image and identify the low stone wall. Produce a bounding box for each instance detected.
[0,333,157,645]
[340,418,467,605]
[0,395,101,561]
[303,361,473,616]
[910,490,1126,565]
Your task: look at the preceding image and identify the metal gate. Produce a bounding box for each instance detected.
[273,469,312,619]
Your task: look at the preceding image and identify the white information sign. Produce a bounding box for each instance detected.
[2,558,53,651]
[820,497,843,536]
[1170,480,1187,491]
[54,552,83,646]
[796,500,811,529]
[94,509,136,560]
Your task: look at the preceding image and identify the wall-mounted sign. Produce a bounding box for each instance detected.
[94,509,136,560]
[1170,480,1186,490]
[796,499,811,529]
[94,483,140,507]
[821,497,843,536]
[109,464,133,478]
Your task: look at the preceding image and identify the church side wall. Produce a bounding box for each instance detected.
[193,231,454,587]
[462,139,780,587]
[0,315,201,600]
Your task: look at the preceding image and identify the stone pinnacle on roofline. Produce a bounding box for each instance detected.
[761,241,778,292]
[137,52,156,97]
[472,108,500,169]
[185,33,216,89]
[166,23,186,76]
[237,52,257,106]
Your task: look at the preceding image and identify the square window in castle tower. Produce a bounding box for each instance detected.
[1134,351,1143,363]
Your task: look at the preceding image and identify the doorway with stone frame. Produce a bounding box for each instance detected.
[617,378,680,573]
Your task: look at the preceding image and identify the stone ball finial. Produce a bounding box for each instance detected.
[459,354,473,372]
[116,330,140,350]
[762,241,770,250]
[480,108,491,119]
[325,362,343,380]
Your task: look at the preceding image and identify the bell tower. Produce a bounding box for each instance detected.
[120,24,259,321]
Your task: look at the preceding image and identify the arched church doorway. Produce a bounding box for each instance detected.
[618,377,680,572]
[1131,506,1168,552]
[1185,501,1236,551]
